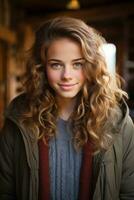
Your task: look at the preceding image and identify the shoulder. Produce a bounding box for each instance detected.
[115,100,134,164]
[118,99,134,147]
[4,93,29,119]
[0,93,29,144]
[0,119,22,153]
[106,100,134,153]
[121,115,134,156]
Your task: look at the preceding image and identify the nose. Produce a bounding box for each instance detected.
[62,65,72,80]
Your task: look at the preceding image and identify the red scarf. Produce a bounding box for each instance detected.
[38,139,93,200]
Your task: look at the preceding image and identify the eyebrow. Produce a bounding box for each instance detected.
[47,58,85,62]
[72,58,85,62]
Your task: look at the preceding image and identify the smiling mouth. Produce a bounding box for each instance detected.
[58,83,78,90]
[59,83,77,86]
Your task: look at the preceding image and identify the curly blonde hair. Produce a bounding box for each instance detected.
[22,17,127,152]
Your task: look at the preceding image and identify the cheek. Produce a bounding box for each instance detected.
[78,70,86,83]
[46,69,60,84]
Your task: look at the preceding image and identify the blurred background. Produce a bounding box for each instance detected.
[0,0,134,127]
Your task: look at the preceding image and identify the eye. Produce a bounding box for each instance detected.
[73,62,84,69]
[49,63,63,69]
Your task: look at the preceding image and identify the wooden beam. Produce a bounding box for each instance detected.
[51,2,134,21]
[95,25,123,36]
[28,2,134,25]
[0,26,17,44]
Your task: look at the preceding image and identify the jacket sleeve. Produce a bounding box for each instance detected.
[120,116,134,200]
[0,119,18,200]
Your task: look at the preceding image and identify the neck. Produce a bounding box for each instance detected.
[57,97,77,120]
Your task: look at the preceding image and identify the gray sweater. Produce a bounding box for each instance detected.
[49,118,82,200]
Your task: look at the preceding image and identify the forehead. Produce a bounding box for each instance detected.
[46,37,83,59]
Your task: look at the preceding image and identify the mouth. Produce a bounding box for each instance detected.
[58,83,78,90]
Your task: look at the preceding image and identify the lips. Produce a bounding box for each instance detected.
[58,83,78,90]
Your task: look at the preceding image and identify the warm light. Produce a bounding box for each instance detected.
[66,0,80,10]
[99,43,116,74]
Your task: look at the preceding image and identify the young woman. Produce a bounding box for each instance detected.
[0,17,134,200]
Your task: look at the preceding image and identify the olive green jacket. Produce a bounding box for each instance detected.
[0,94,134,200]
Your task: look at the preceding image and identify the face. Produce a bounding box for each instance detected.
[46,37,86,101]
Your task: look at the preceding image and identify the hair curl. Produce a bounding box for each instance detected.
[21,17,127,152]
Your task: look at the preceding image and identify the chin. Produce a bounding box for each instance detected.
[58,92,79,99]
